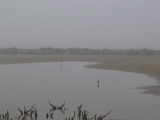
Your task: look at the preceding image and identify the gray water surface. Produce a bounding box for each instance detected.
[0,62,159,120]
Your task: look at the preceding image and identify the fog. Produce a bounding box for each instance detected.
[0,0,160,49]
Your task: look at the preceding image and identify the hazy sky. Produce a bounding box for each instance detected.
[0,0,160,49]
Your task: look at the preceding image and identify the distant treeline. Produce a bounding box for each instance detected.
[0,47,160,55]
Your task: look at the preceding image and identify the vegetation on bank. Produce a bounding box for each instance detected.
[0,47,160,55]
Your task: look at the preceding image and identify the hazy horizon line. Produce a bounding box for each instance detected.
[0,47,159,50]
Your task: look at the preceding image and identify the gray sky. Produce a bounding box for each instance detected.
[0,0,160,49]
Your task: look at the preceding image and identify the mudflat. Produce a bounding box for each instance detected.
[0,54,160,95]
[0,55,160,75]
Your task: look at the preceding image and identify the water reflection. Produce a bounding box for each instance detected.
[97,80,99,88]
[0,62,159,120]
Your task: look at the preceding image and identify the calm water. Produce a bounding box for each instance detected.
[0,62,160,120]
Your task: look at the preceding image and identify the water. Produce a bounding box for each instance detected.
[0,62,159,120]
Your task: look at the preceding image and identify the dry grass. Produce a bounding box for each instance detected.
[1,54,160,76]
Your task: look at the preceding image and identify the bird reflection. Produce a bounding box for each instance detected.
[97,80,99,88]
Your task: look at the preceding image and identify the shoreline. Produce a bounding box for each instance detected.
[0,54,160,96]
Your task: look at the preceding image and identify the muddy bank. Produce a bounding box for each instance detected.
[0,54,160,96]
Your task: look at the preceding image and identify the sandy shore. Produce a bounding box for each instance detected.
[0,54,160,96]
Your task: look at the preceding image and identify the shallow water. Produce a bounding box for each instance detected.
[0,62,159,120]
